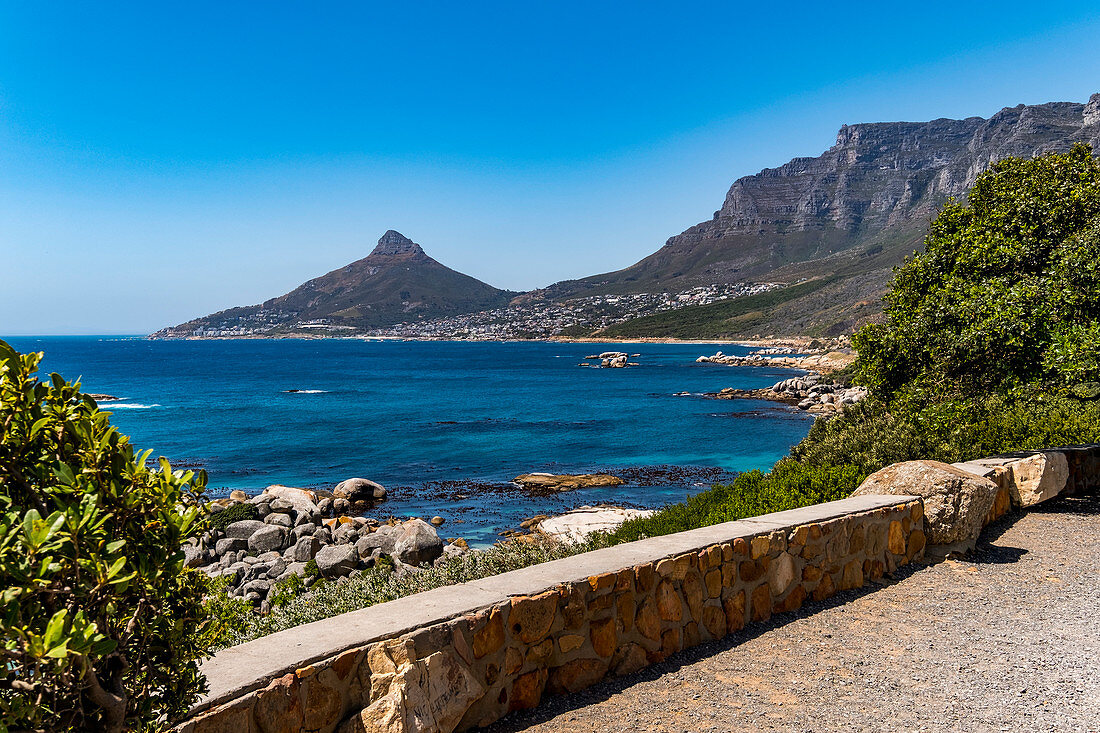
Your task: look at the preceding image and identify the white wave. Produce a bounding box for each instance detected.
[284,389,329,394]
[104,403,161,409]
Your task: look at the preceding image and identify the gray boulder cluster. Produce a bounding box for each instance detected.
[770,375,868,413]
[713,374,867,415]
[184,484,465,610]
[582,351,641,368]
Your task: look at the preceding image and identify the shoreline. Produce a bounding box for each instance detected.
[145,333,823,349]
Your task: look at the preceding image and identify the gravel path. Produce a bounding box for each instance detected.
[485,493,1100,733]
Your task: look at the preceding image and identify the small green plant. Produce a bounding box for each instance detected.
[0,340,212,732]
[267,573,307,608]
[208,501,259,531]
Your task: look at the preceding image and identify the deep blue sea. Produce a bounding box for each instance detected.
[5,337,813,544]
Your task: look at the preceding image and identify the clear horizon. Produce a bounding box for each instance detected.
[3,2,1100,335]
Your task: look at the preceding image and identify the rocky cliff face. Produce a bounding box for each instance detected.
[551,94,1100,336]
[155,231,516,337]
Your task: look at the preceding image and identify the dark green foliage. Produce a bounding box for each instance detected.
[856,145,1100,398]
[608,462,864,543]
[208,501,258,530]
[598,277,839,339]
[197,579,253,651]
[791,391,1100,475]
[303,559,320,578]
[267,573,307,608]
[0,340,212,732]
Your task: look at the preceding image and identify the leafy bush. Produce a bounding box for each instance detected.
[0,340,211,732]
[856,144,1100,399]
[208,501,258,531]
[791,390,1100,474]
[267,573,307,608]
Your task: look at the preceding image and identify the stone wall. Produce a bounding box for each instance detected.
[175,445,1100,733]
[175,496,922,733]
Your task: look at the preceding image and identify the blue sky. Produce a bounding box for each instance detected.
[2,2,1100,334]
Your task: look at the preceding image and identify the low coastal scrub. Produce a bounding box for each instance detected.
[608,462,863,543]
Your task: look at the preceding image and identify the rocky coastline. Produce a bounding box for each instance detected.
[187,483,466,612]
[707,374,868,415]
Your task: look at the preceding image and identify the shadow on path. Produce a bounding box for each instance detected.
[484,489,1099,731]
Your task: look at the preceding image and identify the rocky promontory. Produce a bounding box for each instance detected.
[696,349,855,374]
[708,374,867,415]
[512,473,625,492]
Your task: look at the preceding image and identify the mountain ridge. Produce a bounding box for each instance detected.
[156,94,1100,340]
[153,230,517,337]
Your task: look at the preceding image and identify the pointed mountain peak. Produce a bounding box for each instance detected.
[370,230,425,257]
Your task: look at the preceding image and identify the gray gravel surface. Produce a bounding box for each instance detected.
[484,493,1100,733]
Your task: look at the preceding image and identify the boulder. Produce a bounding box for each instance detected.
[278,561,308,582]
[183,544,204,569]
[266,557,287,579]
[393,519,444,567]
[956,451,1068,507]
[357,524,399,555]
[292,535,321,562]
[248,525,289,554]
[225,519,267,540]
[333,478,387,507]
[229,490,248,502]
[252,484,320,516]
[333,523,360,545]
[512,473,624,491]
[215,537,249,556]
[315,544,359,577]
[264,512,293,528]
[1007,451,1069,505]
[852,460,998,550]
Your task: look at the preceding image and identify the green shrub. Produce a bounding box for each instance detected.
[856,144,1100,399]
[208,501,258,530]
[197,579,254,650]
[267,573,307,608]
[0,340,212,732]
[790,390,1100,474]
[609,461,865,543]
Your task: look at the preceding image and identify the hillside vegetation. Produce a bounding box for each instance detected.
[610,144,1100,541]
[597,276,840,338]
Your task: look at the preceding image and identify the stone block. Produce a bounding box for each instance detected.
[610,643,647,677]
[509,591,558,644]
[508,669,547,712]
[635,598,661,641]
[472,607,505,659]
[655,580,683,622]
[768,552,797,597]
[590,618,617,658]
[723,591,746,632]
[547,658,608,696]
[750,584,772,623]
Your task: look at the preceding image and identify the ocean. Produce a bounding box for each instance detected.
[4,337,814,544]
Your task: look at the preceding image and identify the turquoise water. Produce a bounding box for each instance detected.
[5,337,813,543]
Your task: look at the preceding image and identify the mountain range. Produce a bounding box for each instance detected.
[156,93,1100,340]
